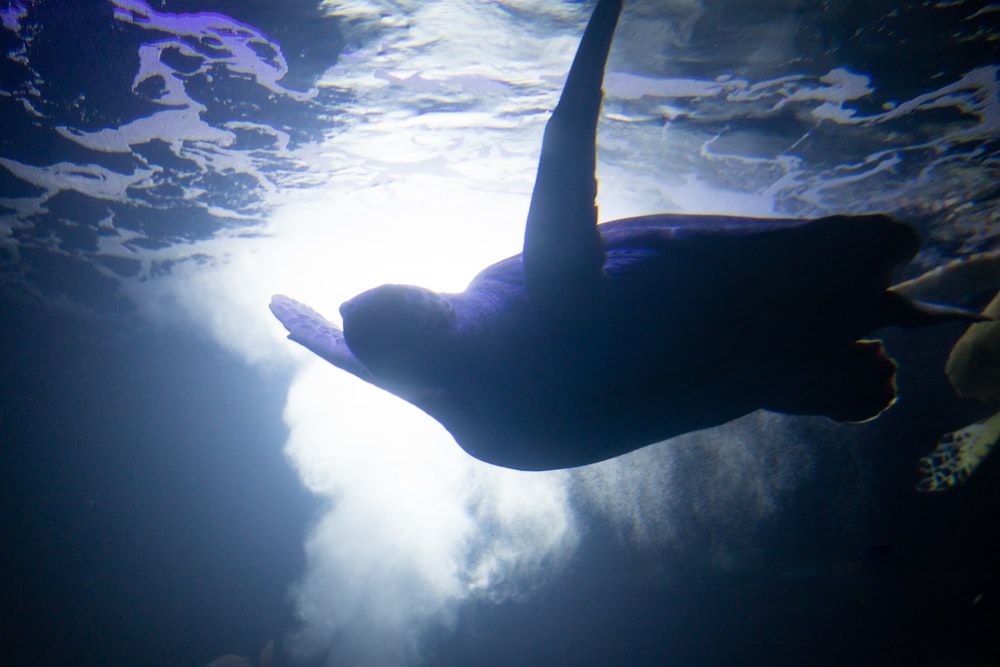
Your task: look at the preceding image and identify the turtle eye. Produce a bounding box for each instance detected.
[407,290,452,330]
[427,304,451,329]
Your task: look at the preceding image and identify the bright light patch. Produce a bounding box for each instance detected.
[169,159,580,665]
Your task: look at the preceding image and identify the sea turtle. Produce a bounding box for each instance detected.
[894,252,1000,491]
[270,0,982,471]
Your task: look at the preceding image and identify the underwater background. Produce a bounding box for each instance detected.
[1,0,998,665]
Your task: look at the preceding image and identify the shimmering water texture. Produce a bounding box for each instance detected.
[1,1,997,303]
[0,0,340,294]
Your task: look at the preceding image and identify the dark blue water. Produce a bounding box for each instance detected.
[2,1,998,665]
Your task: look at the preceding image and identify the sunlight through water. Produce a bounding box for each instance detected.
[1,0,997,664]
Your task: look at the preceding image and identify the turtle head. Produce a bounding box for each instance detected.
[340,284,456,383]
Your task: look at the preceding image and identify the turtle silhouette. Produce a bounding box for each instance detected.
[271,0,981,471]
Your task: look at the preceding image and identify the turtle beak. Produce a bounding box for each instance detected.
[339,298,357,322]
[340,288,391,347]
[339,296,364,344]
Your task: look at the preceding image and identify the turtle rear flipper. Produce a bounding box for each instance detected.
[880,290,989,328]
[766,339,898,423]
[916,411,1000,492]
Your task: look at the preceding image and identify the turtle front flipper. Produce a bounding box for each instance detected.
[269,295,376,382]
[522,0,622,313]
[916,410,1000,492]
